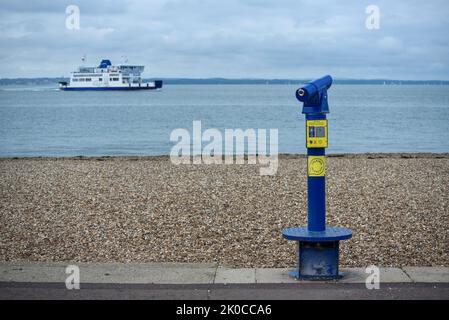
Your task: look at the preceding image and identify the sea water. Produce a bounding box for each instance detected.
[0,84,448,156]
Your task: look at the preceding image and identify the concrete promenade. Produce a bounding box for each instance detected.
[0,262,447,299]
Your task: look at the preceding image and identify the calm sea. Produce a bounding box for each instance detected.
[0,84,448,156]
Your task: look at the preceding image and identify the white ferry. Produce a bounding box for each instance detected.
[59,59,162,91]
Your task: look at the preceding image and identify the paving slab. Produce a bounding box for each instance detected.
[402,267,449,283]
[255,268,412,284]
[0,261,67,283]
[339,267,411,283]
[255,268,297,283]
[0,262,217,284]
[214,268,255,284]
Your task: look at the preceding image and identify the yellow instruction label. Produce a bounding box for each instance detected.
[306,119,328,148]
[308,156,326,177]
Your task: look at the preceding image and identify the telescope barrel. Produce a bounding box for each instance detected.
[296,75,333,102]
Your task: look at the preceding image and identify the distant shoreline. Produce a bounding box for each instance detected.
[1,78,449,86]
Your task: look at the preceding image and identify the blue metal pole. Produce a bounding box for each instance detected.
[306,114,326,232]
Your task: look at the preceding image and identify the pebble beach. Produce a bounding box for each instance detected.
[0,154,448,268]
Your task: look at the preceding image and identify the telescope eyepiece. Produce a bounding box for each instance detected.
[295,75,332,104]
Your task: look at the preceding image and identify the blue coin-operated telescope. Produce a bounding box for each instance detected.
[282,75,352,280]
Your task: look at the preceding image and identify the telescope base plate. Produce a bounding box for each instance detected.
[282,226,352,280]
[282,226,352,242]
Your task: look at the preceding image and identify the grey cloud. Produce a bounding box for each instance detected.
[0,0,130,14]
[0,0,448,79]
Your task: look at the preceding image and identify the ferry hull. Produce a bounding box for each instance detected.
[60,86,160,91]
[59,81,163,91]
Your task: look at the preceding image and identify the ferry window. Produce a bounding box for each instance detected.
[99,78,102,81]
[79,78,85,81]
[73,79,78,82]
[86,78,91,81]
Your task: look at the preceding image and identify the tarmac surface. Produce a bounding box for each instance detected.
[1,282,448,300]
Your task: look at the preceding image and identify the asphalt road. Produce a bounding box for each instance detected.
[1,282,448,300]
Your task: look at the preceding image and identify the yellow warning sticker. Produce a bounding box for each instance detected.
[306,119,328,148]
[308,156,325,177]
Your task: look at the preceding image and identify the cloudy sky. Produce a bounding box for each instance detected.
[0,0,448,79]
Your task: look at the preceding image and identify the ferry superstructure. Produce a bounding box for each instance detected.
[59,59,162,91]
